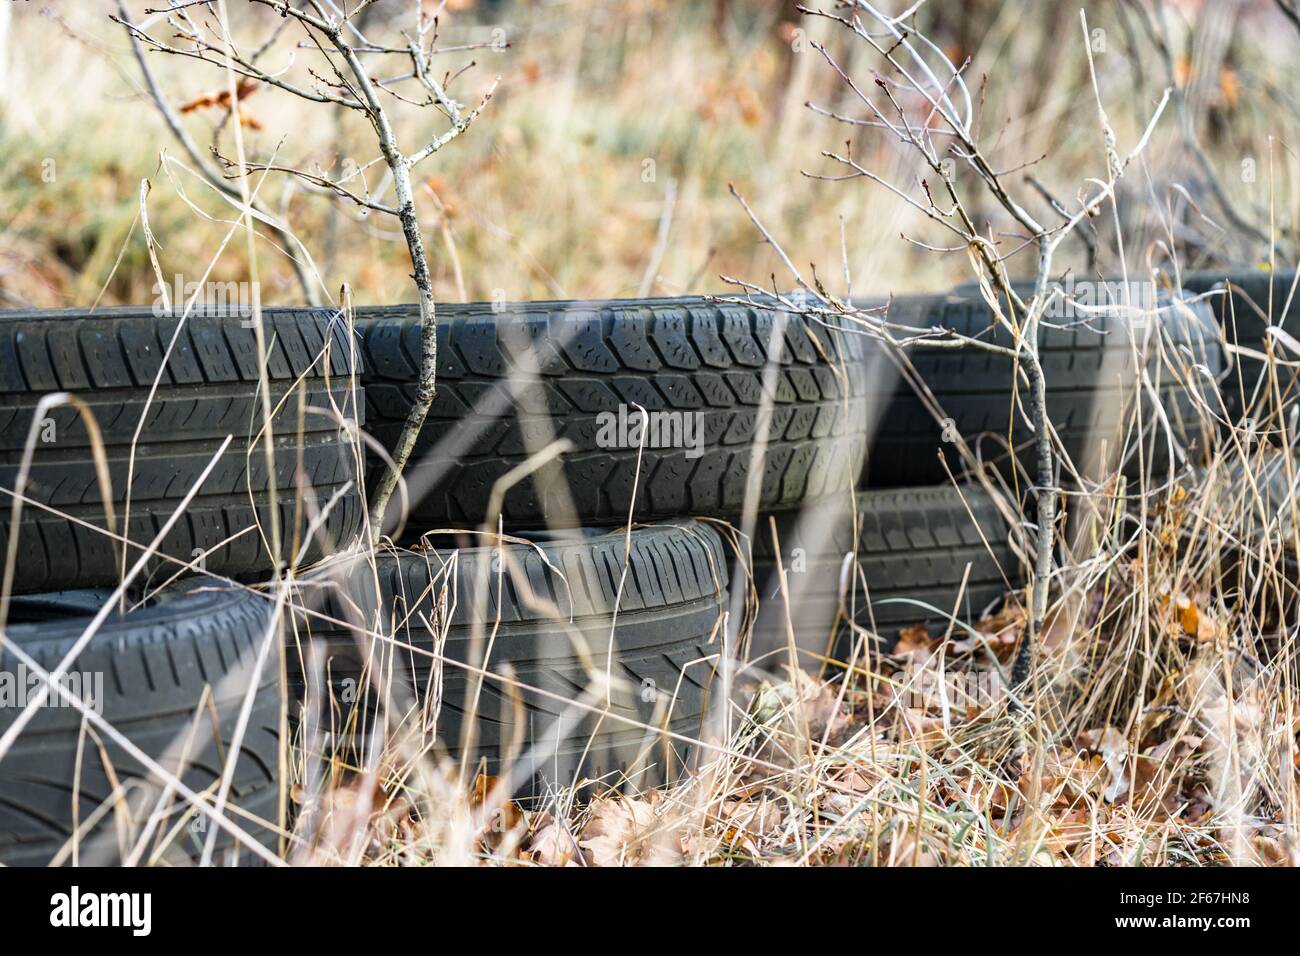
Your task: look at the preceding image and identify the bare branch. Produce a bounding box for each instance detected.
[119,0,498,537]
[115,0,323,304]
[406,78,498,167]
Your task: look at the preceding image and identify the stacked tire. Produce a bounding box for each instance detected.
[0,281,1222,862]
[297,296,882,796]
[287,521,728,800]
[346,287,1219,670]
[865,285,1221,483]
[1182,270,1300,430]
[0,306,361,865]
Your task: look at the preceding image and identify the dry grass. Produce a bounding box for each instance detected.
[283,447,1300,868]
[3,0,1300,867]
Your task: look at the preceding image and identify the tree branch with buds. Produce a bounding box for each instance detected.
[759,3,1170,710]
[115,0,499,539]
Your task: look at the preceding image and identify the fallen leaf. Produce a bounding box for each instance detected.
[895,624,936,657]
[578,796,684,867]
[528,820,579,866]
[1078,726,1130,803]
[1042,807,1092,854]
[719,799,784,852]
[1250,834,1288,867]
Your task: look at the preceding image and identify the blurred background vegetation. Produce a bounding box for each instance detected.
[0,0,1292,310]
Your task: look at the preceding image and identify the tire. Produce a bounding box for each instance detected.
[287,520,727,797]
[1181,271,1300,426]
[0,584,282,866]
[354,297,878,529]
[0,306,364,593]
[863,286,1223,485]
[748,485,1015,661]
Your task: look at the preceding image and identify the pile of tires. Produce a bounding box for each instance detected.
[0,281,1221,862]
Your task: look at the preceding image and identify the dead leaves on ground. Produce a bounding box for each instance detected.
[574,794,685,866]
[895,602,1026,664]
[294,589,1296,867]
[748,667,854,747]
[525,791,688,866]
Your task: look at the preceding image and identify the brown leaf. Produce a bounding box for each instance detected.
[900,708,949,751]
[895,624,935,655]
[1078,726,1129,802]
[719,799,784,852]
[750,670,852,743]
[975,601,1027,637]
[1250,835,1288,867]
[966,602,1027,662]
[527,820,580,866]
[886,827,940,866]
[1176,594,1200,638]
[469,772,499,807]
[950,770,1016,814]
[1042,807,1092,855]
[1131,734,1202,814]
[803,679,852,741]
[179,78,260,114]
[578,796,684,867]
[1158,592,1217,642]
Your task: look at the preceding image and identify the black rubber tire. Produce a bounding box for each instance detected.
[863,287,1223,485]
[0,306,364,593]
[1181,271,1300,426]
[354,297,875,529]
[748,485,1015,661]
[287,520,727,797]
[0,584,282,866]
